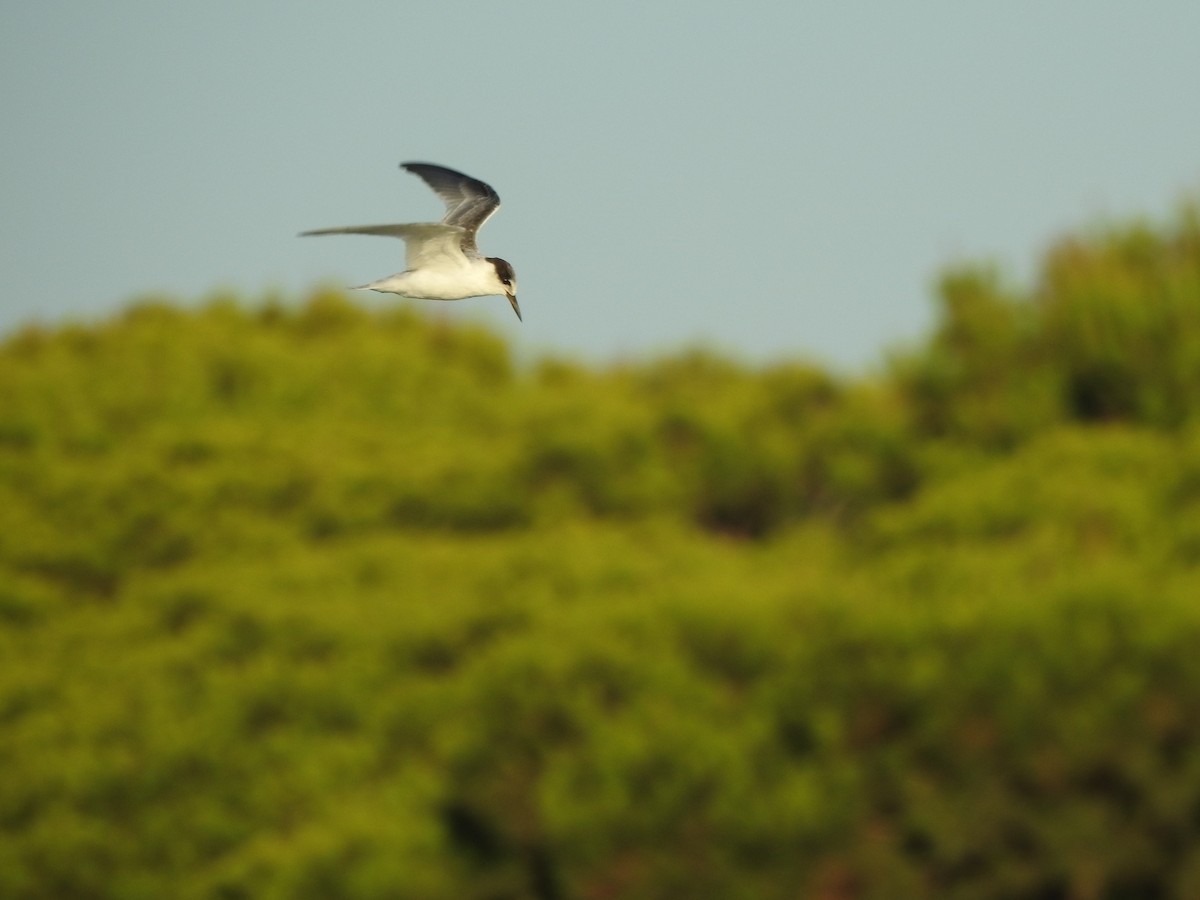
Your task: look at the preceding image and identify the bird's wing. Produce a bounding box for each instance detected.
[299,222,468,269]
[401,162,500,256]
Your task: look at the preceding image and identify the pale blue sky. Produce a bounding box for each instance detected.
[3,2,1199,370]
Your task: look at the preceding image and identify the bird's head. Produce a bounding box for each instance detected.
[487,257,520,321]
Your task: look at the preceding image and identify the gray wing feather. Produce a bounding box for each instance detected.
[300,224,418,239]
[400,162,501,256]
[299,222,467,269]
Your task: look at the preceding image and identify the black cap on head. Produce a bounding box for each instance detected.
[486,257,520,321]
[488,257,515,286]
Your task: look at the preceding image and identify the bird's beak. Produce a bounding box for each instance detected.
[507,293,522,322]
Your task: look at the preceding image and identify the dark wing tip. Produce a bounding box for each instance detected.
[401,162,498,197]
[400,161,470,179]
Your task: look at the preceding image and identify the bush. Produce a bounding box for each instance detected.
[4,197,1200,897]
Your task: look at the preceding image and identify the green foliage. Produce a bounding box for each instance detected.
[3,203,1200,898]
[895,202,1200,445]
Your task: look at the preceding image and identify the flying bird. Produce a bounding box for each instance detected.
[301,162,520,321]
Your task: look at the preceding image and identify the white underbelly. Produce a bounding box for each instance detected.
[365,264,495,300]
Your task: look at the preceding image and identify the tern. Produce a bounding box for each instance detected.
[301,162,520,320]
